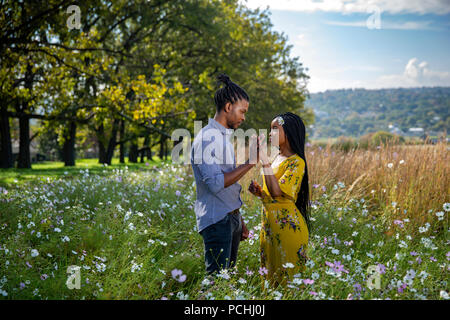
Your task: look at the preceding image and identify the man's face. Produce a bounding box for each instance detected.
[224,99,249,129]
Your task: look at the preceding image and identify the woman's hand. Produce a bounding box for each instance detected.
[240,217,249,241]
[248,180,263,198]
[257,133,270,165]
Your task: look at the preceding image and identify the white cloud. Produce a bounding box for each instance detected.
[373,58,450,88]
[324,19,439,31]
[241,0,450,15]
[305,58,450,92]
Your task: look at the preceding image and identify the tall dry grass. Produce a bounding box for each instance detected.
[238,140,449,230]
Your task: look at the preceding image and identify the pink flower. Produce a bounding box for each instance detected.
[40,274,48,281]
[259,267,268,275]
[309,291,318,296]
[175,190,181,197]
[393,220,404,228]
[303,279,314,285]
[246,267,254,276]
[171,269,186,282]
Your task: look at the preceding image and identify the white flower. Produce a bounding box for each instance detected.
[61,236,70,242]
[331,249,340,255]
[217,269,230,280]
[238,278,247,284]
[440,291,449,300]
[352,231,359,237]
[176,291,189,300]
[418,226,428,233]
[54,228,61,233]
[399,160,405,164]
[31,249,39,257]
[282,262,295,269]
[131,262,142,273]
[443,203,450,212]
[311,272,320,280]
[387,163,393,169]
[273,290,283,300]
[399,240,408,248]
[201,278,211,286]
[275,116,284,126]
[305,260,315,268]
[436,211,445,221]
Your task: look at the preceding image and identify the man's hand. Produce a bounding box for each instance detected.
[240,216,249,241]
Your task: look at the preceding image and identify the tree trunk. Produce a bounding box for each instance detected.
[97,123,107,164]
[17,113,31,168]
[119,119,125,163]
[146,135,153,161]
[140,135,149,163]
[63,121,76,166]
[159,135,165,160]
[128,139,138,163]
[0,103,13,168]
[105,118,119,165]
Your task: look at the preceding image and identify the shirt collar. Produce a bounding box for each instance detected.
[208,118,234,136]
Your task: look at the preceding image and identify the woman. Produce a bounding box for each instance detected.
[248,112,311,288]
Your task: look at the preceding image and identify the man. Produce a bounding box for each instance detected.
[191,74,257,274]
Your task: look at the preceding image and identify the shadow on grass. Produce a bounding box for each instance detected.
[0,157,173,187]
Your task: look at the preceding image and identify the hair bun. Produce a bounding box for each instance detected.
[217,73,232,86]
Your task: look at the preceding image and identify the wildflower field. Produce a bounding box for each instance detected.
[0,142,449,300]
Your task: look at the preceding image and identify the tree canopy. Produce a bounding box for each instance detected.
[1,0,312,168]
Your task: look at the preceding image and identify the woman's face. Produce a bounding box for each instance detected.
[269,118,286,148]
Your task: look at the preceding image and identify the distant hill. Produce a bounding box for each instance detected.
[305,87,450,138]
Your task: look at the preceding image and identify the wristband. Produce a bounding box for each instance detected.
[262,166,274,175]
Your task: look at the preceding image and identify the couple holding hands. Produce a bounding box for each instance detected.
[190,74,311,288]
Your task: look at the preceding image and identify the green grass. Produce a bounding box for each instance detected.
[0,160,448,300]
[0,157,171,187]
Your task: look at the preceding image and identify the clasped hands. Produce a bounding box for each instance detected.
[248,133,270,198]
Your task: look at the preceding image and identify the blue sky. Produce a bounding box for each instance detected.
[241,0,450,93]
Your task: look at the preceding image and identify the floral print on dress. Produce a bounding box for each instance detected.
[259,154,309,288]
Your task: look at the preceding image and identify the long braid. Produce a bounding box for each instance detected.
[274,112,312,232]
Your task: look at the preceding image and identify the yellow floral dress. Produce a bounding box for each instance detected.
[260,153,309,287]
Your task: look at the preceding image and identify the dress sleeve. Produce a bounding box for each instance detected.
[278,157,305,200]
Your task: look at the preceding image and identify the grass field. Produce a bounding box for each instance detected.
[0,142,448,300]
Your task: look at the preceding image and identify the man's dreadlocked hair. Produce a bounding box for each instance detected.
[214,74,249,112]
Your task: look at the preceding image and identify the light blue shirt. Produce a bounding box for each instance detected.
[190,118,243,233]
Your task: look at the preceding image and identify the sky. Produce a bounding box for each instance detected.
[240,0,450,93]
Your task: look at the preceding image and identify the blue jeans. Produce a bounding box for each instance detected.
[199,210,242,274]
